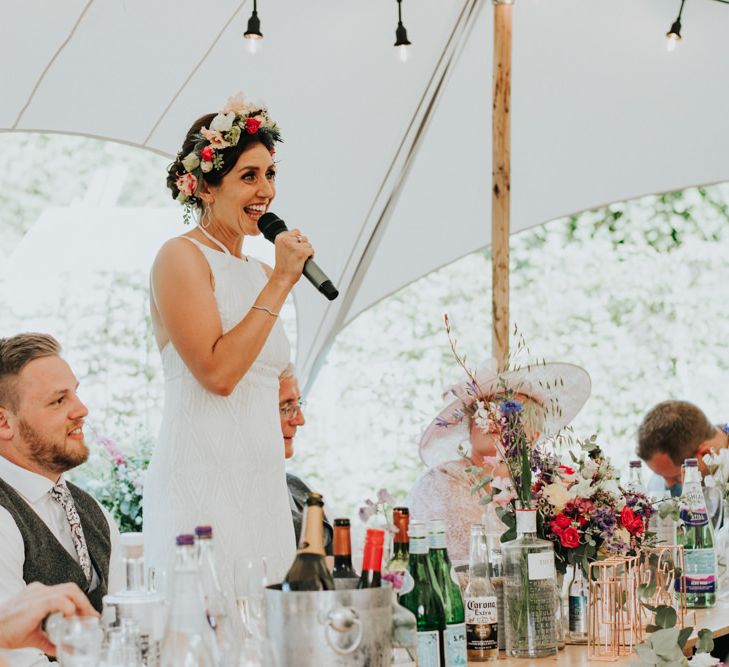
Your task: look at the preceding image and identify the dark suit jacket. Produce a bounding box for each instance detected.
[286,473,333,556]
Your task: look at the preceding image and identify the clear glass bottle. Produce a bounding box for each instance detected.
[428,520,467,667]
[679,458,717,608]
[502,508,557,658]
[625,460,646,494]
[568,566,588,643]
[332,518,359,580]
[399,520,446,667]
[195,526,237,664]
[46,614,104,667]
[650,490,678,546]
[464,525,498,662]
[160,534,218,667]
[483,520,505,652]
[391,590,419,666]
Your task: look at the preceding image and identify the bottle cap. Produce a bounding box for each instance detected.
[194,525,213,539]
[427,519,446,534]
[685,458,698,467]
[176,534,195,546]
[334,518,350,527]
[119,532,144,559]
[408,520,427,539]
[365,528,385,545]
[305,492,325,506]
[393,506,410,515]
[629,460,642,468]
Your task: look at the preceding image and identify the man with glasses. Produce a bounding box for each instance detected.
[278,365,332,554]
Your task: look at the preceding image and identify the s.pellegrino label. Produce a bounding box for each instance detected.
[465,596,498,652]
[417,630,442,667]
[444,623,467,667]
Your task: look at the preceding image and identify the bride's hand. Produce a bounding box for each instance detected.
[270,229,314,287]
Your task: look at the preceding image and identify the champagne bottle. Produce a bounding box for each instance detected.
[282,492,335,592]
[464,525,498,662]
[357,528,385,588]
[678,458,717,608]
[386,507,411,574]
[400,521,446,667]
[428,520,467,667]
[332,518,359,579]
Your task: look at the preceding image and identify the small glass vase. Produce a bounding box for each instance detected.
[502,509,558,658]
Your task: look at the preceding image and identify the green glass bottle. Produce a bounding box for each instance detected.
[385,507,411,575]
[678,458,717,608]
[427,520,467,667]
[399,521,446,667]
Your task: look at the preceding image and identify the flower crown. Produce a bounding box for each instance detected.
[173,93,282,209]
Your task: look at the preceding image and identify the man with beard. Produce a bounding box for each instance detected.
[0,333,123,666]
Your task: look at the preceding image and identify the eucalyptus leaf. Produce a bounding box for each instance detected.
[655,605,677,629]
[696,628,714,654]
[676,627,692,649]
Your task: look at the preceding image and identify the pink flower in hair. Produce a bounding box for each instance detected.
[223,92,247,114]
[176,172,198,197]
[200,127,230,149]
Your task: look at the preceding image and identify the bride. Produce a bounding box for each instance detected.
[143,94,312,593]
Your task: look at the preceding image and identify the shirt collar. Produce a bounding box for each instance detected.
[0,456,62,503]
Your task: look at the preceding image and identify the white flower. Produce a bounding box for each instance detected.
[542,482,571,512]
[688,653,721,666]
[705,474,718,488]
[581,459,598,480]
[200,161,214,173]
[181,151,200,172]
[601,478,622,499]
[569,477,594,500]
[210,112,235,132]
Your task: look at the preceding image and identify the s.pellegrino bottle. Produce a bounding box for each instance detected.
[399,520,446,667]
[332,518,359,580]
[282,492,335,592]
[568,565,588,643]
[358,528,385,588]
[502,508,557,658]
[464,525,498,662]
[427,520,467,667]
[195,526,237,664]
[160,534,218,667]
[679,458,717,608]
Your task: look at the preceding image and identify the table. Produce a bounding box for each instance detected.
[496,599,729,666]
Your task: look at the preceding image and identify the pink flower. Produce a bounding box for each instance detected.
[223,92,248,114]
[377,488,395,505]
[382,572,404,590]
[491,476,516,507]
[176,172,198,197]
[200,128,230,149]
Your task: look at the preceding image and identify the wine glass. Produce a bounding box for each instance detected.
[233,556,268,640]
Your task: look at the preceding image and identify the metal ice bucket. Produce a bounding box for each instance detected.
[265,583,393,666]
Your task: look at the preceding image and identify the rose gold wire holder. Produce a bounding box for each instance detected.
[588,555,643,661]
[637,545,691,629]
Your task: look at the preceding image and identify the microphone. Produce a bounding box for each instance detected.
[258,212,339,301]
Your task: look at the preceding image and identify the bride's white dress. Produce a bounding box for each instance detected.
[143,234,296,598]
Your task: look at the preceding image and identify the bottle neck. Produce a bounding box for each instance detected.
[333,526,352,558]
[392,539,410,559]
[515,509,537,536]
[362,540,384,573]
[684,466,701,485]
[124,557,145,592]
[299,504,327,556]
[468,533,489,576]
[409,534,429,557]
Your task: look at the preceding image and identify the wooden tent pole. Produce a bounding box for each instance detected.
[492,0,513,372]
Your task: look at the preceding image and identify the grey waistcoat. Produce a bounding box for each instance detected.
[0,477,111,612]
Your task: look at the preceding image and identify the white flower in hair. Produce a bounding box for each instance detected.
[210,112,236,133]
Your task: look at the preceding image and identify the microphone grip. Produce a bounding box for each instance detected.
[303,258,339,301]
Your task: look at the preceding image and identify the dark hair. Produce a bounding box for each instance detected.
[637,400,716,465]
[0,333,61,411]
[166,113,277,208]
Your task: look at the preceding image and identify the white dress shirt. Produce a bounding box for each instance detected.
[0,457,124,667]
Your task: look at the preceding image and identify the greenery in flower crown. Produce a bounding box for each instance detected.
[171,93,282,221]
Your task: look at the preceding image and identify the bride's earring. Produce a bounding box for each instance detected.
[200,204,212,229]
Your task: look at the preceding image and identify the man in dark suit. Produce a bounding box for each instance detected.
[279,365,333,555]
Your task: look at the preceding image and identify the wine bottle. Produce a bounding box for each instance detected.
[282,492,335,591]
[332,518,359,579]
[399,521,446,667]
[386,507,410,574]
[357,528,385,589]
[428,520,467,667]
[679,458,717,608]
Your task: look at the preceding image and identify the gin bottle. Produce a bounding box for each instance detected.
[464,525,498,662]
[399,521,446,667]
[427,520,467,667]
[502,508,557,658]
[679,458,717,608]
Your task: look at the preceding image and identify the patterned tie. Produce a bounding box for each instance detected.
[49,483,92,583]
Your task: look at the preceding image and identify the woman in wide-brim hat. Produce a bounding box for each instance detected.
[406,360,591,562]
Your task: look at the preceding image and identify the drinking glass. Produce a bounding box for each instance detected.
[234,556,269,640]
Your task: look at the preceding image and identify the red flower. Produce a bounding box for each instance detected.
[552,514,571,530]
[200,146,214,161]
[245,117,262,134]
[560,527,580,549]
[621,506,644,536]
[559,465,576,475]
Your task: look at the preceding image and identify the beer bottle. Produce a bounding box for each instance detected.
[282,492,335,591]
[357,528,385,588]
[386,507,411,574]
[399,521,446,667]
[428,520,467,667]
[464,525,498,662]
[332,518,359,579]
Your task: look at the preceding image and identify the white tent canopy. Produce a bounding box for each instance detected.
[3,0,729,384]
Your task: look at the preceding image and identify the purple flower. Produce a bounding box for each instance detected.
[377,488,395,505]
[382,571,405,590]
[359,505,375,522]
[435,417,451,428]
[592,507,617,539]
[500,400,523,415]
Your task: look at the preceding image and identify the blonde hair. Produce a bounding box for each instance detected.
[0,333,61,411]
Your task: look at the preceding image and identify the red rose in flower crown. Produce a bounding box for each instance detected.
[559,527,580,549]
[245,117,262,134]
[200,146,214,162]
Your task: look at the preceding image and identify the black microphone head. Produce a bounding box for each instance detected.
[257,212,288,243]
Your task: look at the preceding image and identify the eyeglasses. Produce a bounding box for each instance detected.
[279,399,306,417]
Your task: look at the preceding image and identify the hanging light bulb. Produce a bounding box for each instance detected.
[394,0,412,62]
[244,0,263,53]
[665,0,685,51]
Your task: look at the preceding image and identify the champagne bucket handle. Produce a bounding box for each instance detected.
[321,605,363,655]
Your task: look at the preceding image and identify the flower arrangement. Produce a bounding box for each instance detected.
[172,93,282,214]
